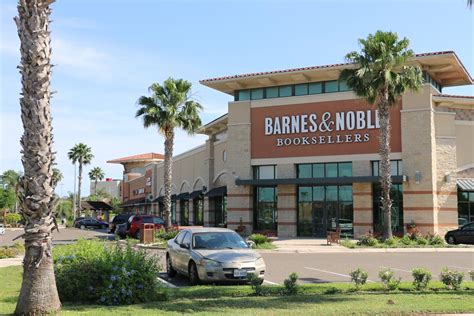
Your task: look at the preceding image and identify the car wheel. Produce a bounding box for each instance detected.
[446,235,457,245]
[80,224,86,230]
[188,261,200,286]
[166,255,177,278]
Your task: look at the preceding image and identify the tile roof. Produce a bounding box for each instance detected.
[200,51,473,83]
[107,152,164,164]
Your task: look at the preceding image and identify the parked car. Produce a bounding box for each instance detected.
[445,222,474,245]
[109,213,133,233]
[459,218,469,227]
[166,227,266,285]
[0,224,5,235]
[74,217,108,230]
[115,222,128,239]
[127,215,168,239]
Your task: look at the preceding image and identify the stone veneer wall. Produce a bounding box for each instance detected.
[352,183,373,237]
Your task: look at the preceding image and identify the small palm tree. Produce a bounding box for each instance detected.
[52,168,63,190]
[14,0,61,313]
[68,143,93,212]
[89,167,105,194]
[136,78,203,228]
[340,31,423,239]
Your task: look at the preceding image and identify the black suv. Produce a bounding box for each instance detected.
[109,213,133,233]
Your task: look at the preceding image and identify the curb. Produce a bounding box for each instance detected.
[257,247,474,254]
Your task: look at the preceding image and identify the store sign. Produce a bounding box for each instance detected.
[251,99,401,159]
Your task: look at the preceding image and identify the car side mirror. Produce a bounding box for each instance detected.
[180,243,190,249]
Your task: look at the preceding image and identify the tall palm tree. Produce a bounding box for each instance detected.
[89,167,105,194]
[52,168,63,190]
[14,0,61,313]
[340,31,423,239]
[136,78,203,228]
[68,143,93,212]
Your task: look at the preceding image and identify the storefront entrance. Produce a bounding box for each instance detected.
[298,186,353,238]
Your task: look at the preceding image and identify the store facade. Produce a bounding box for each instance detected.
[111,51,473,238]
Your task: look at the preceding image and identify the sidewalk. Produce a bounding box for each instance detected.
[258,238,474,253]
[0,256,23,268]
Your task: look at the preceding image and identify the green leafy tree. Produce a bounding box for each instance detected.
[14,0,61,313]
[136,78,203,228]
[52,168,63,189]
[340,31,422,239]
[88,166,105,194]
[1,170,21,189]
[0,188,17,211]
[68,143,93,212]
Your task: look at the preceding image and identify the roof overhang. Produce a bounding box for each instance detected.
[433,94,474,108]
[197,114,228,135]
[200,51,473,95]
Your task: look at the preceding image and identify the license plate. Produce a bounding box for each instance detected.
[233,269,247,277]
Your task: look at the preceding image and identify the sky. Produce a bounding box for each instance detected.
[0,0,473,197]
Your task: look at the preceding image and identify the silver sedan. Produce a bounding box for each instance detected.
[166,227,266,285]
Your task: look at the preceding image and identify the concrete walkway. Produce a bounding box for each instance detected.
[261,238,474,253]
[0,256,23,268]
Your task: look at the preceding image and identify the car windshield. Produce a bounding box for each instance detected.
[142,217,164,224]
[192,232,249,250]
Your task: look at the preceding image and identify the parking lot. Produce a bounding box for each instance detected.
[159,251,474,287]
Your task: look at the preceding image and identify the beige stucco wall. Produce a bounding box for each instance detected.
[455,122,474,170]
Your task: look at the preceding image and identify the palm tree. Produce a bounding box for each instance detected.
[14,0,61,313]
[136,78,203,228]
[340,31,423,239]
[52,168,63,190]
[89,167,105,194]
[68,143,93,213]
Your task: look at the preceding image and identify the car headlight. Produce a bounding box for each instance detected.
[255,257,265,266]
[200,258,221,268]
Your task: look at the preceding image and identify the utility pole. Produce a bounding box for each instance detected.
[72,162,77,219]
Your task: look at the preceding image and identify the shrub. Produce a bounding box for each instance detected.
[282,272,299,295]
[252,242,276,249]
[400,235,413,246]
[378,268,400,291]
[249,234,271,245]
[415,236,429,245]
[470,270,474,281]
[341,239,355,249]
[324,287,342,294]
[248,273,265,296]
[440,268,464,290]
[350,268,368,289]
[383,237,399,247]
[155,227,179,240]
[357,233,378,247]
[0,243,24,259]
[54,239,163,305]
[428,234,444,246]
[411,268,432,291]
[5,213,21,226]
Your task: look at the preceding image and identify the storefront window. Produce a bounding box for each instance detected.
[214,195,227,227]
[372,160,403,177]
[295,84,308,96]
[297,185,353,237]
[238,90,250,101]
[171,200,176,224]
[309,82,322,94]
[266,87,279,98]
[373,183,404,234]
[279,86,292,97]
[251,89,264,100]
[180,200,189,225]
[297,162,352,178]
[193,197,204,225]
[458,190,474,226]
[254,165,276,179]
[254,187,278,231]
[325,80,339,93]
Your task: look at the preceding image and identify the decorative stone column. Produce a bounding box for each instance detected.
[352,183,373,237]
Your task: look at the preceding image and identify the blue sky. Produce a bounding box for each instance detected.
[1,0,473,196]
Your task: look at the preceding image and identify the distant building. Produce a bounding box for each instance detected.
[89,178,121,199]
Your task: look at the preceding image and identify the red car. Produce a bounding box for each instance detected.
[127,215,170,239]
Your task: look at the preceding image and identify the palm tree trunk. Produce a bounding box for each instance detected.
[95,179,98,194]
[14,0,61,314]
[78,160,83,213]
[163,128,174,228]
[378,99,393,240]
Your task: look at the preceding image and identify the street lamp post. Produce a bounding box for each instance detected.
[72,162,77,219]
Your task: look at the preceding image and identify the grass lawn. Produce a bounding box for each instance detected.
[1,265,474,315]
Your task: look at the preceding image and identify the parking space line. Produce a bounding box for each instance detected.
[304,267,375,283]
[380,266,412,273]
[157,276,178,288]
[263,280,279,285]
[448,265,473,271]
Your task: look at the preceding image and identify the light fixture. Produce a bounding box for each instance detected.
[402,175,408,182]
[444,173,451,183]
[415,171,421,184]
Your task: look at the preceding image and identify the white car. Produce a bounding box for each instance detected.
[0,224,5,235]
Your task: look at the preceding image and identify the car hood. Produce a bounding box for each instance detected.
[194,249,261,263]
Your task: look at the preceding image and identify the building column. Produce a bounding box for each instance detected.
[188,199,194,225]
[227,188,253,235]
[353,183,373,238]
[204,197,214,227]
[175,200,181,225]
[277,185,297,237]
